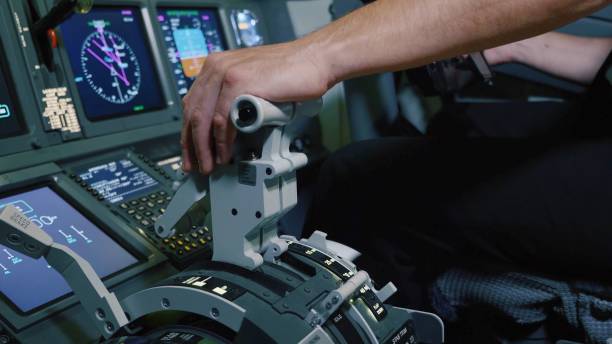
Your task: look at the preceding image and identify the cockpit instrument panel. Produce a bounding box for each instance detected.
[60,7,166,120]
[0,187,139,313]
[157,8,226,96]
[75,158,159,204]
[0,54,26,139]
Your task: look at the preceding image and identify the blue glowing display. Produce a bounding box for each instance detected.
[0,187,138,313]
[158,8,226,96]
[61,7,165,120]
[76,159,159,204]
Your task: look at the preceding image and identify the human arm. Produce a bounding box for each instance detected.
[484,31,612,84]
[182,0,611,174]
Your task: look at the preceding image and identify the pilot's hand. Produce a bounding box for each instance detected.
[483,43,516,66]
[181,40,330,175]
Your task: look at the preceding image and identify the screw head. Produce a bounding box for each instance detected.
[161,298,171,308]
[95,309,106,319]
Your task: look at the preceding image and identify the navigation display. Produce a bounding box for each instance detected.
[76,159,159,204]
[158,8,226,96]
[0,57,25,138]
[60,7,165,120]
[0,187,138,313]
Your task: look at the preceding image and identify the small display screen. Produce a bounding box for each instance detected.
[158,8,226,96]
[0,57,25,138]
[60,7,165,120]
[0,187,138,313]
[76,159,159,204]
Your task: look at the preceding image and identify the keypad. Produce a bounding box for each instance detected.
[118,190,212,263]
[160,227,212,257]
[119,190,170,229]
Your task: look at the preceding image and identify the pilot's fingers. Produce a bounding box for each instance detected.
[190,75,225,174]
[212,115,237,165]
[180,117,195,172]
[181,91,199,172]
[189,105,214,175]
[212,81,240,165]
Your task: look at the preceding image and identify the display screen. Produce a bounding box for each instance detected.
[158,8,226,96]
[0,187,138,313]
[76,159,159,204]
[60,7,165,120]
[0,57,25,138]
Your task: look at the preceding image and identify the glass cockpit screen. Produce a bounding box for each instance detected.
[0,187,138,313]
[76,159,159,204]
[0,57,25,138]
[60,7,165,121]
[158,8,227,96]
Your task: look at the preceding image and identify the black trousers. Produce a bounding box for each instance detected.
[304,137,612,310]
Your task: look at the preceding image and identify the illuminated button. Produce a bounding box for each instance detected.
[191,242,197,248]
[156,199,164,205]
[199,238,207,245]
[140,220,151,227]
[177,249,184,255]
[169,243,176,249]
[190,232,198,238]
[206,235,212,241]
[184,245,191,252]
[177,240,184,246]
[140,197,149,202]
[119,203,129,209]
[184,237,191,243]
[159,208,166,214]
[133,214,143,221]
[163,239,170,244]
[178,233,184,237]
[198,229,205,235]
[129,200,139,206]
[137,206,146,212]
[171,236,177,241]
[147,202,155,208]
[149,194,158,199]
[144,211,153,216]
[158,191,167,196]
[166,196,172,201]
[127,209,136,215]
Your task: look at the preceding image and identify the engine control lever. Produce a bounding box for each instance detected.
[155,95,322,270]
[0,205,128,339]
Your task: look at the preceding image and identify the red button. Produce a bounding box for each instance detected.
[47,29,58,48]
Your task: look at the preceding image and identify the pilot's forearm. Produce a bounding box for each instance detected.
[508,32,612,84]
[302,0,610,86]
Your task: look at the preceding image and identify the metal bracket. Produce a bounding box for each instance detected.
[155,172,208,238]
[305,270,369,327]
[0,205,128,338]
